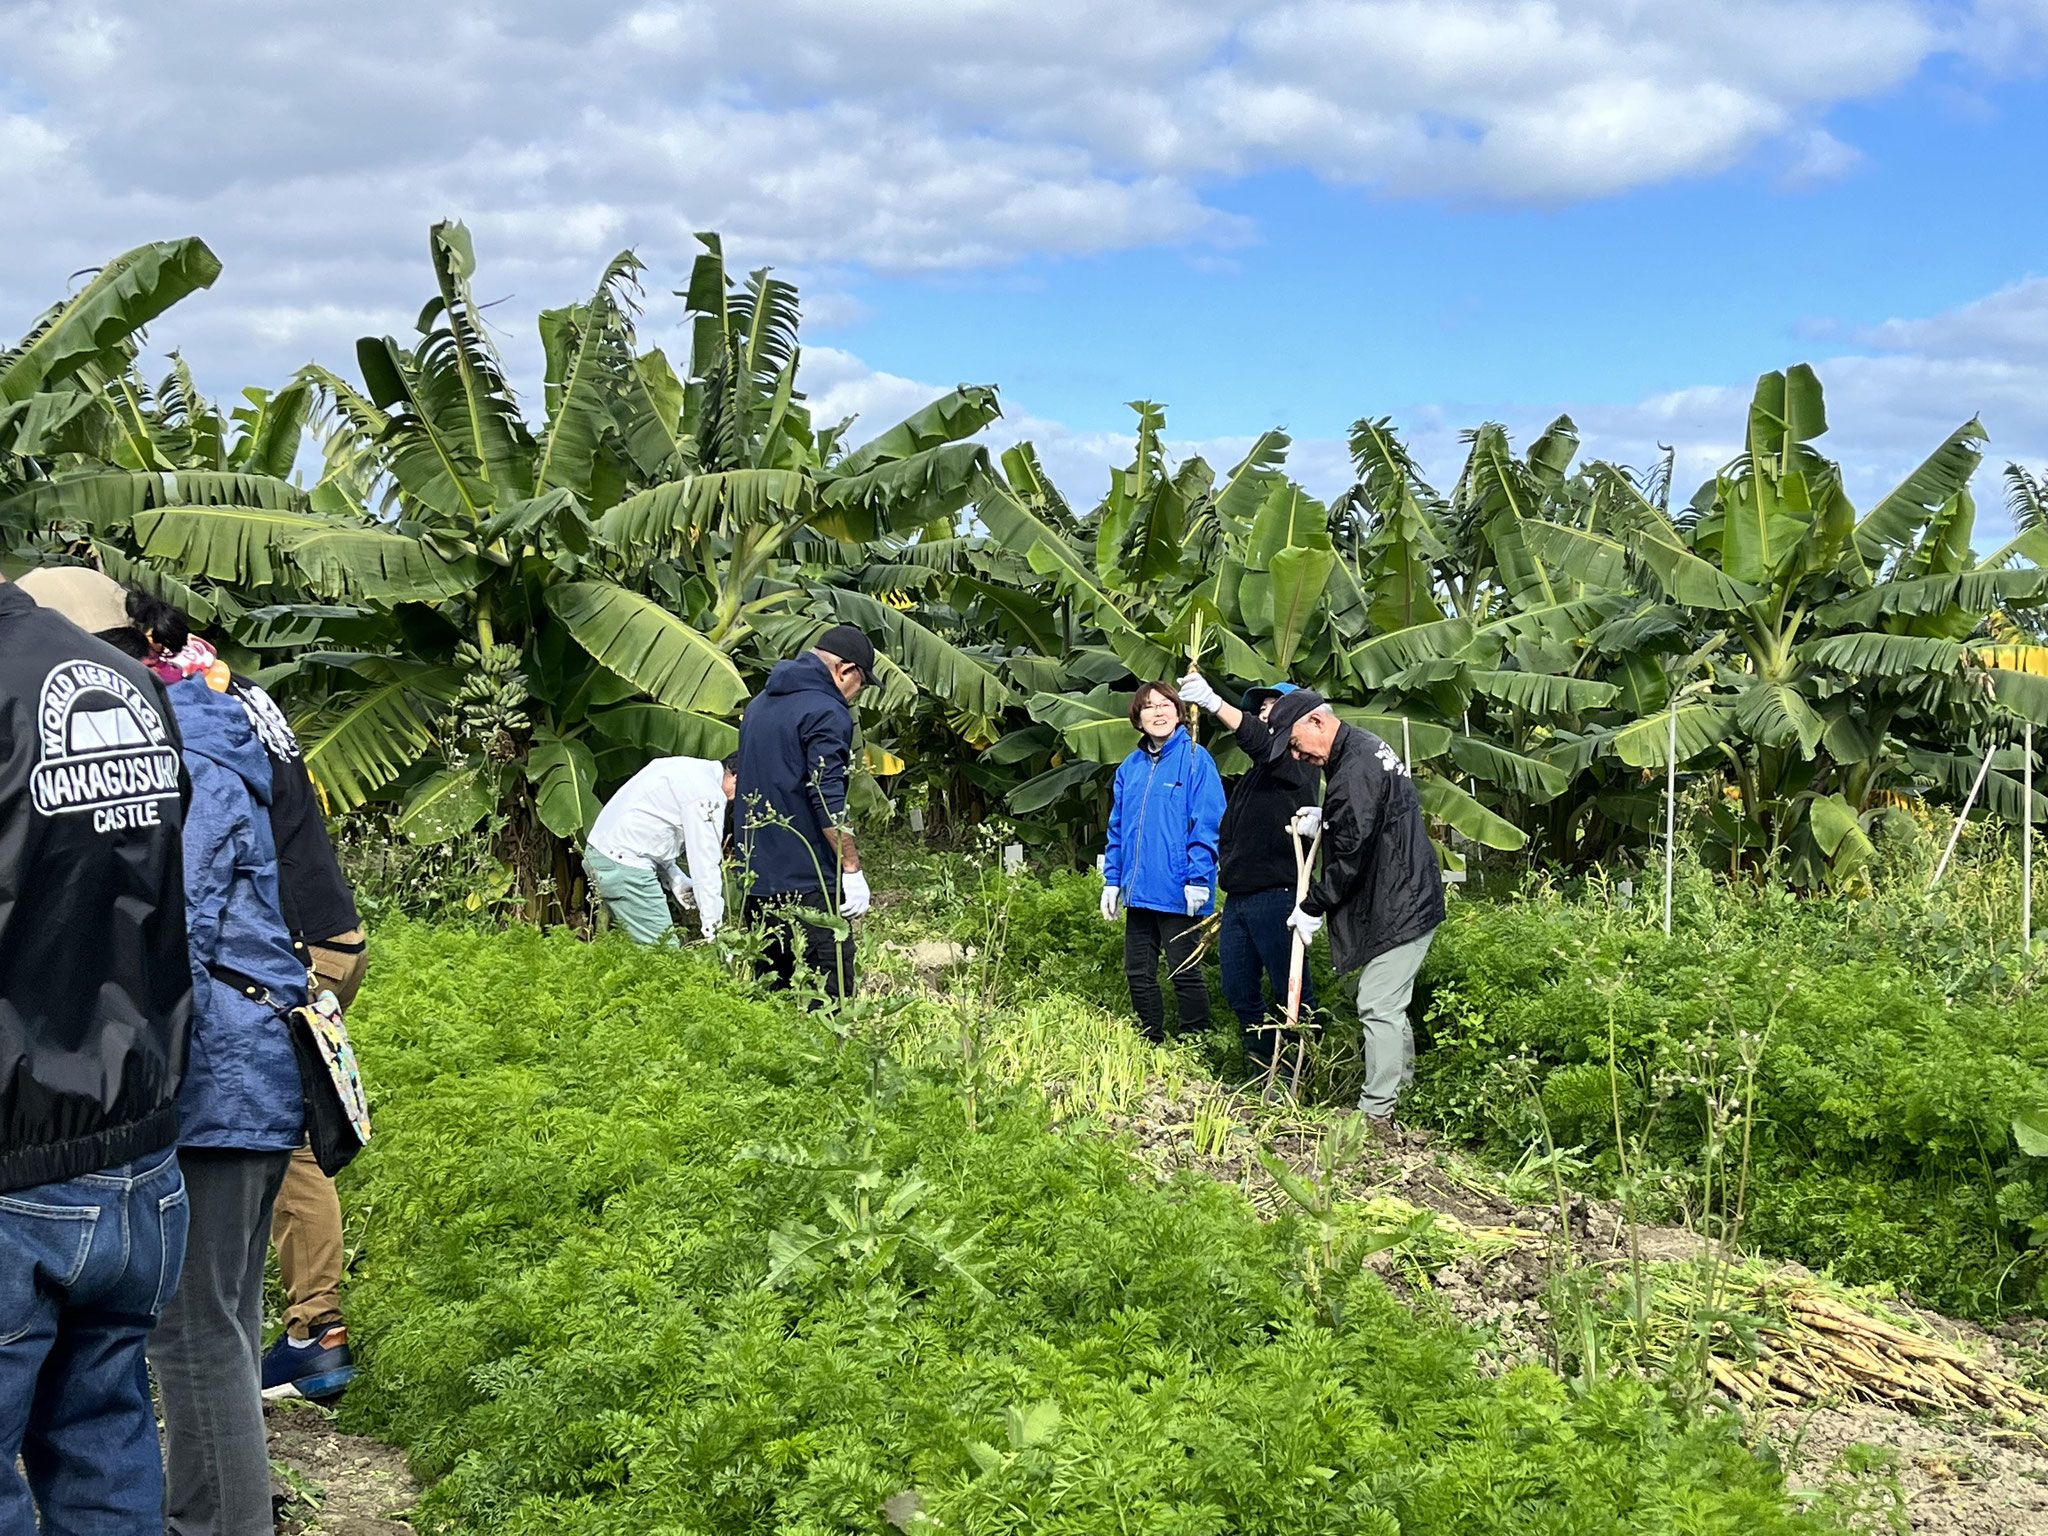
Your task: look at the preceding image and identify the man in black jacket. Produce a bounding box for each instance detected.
[1177,671,1321,1068]
[0,570,192,1534]
[1263,691,1444,1125]
[736,625,877,1001]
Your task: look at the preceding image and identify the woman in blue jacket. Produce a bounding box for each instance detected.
[1099,681,1226,1041]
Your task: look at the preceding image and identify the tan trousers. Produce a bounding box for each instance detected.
[270,929,366,1338]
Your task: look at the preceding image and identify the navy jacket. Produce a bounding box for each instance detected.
[169,678,306,1152]
[736,654,853,900]
[1103,726,1225,917]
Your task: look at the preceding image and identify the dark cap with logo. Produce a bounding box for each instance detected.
[1260,688,1329,763]
[815,624,878,684]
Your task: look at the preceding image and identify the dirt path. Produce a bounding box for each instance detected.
[268,1401,418,1536]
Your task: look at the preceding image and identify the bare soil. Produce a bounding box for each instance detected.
[268,1400,419,1536]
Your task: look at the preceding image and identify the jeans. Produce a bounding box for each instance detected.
[585,849,679,947]
[149,1147,292,1536]
[1123,906,1209,1041]
[1218,887,1314,1064]
[1354,928,1438,1118]
[0,1148,188,1536]
[745,890,856,1002]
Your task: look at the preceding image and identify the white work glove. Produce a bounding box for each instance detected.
[1286,905,1324,945]
[839,869,871,918]
[1100,883,1122,922]
[1177,670,1224,713]
[1289,805,1322,839]
[1184,884,1208,916]
[666,871,696,908]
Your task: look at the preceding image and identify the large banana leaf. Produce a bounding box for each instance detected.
[816,442,990,543]
[397,763,498,844]
[1349,617,1476,689]
[295,671,452,808]
[1265,544,1336,670]
[1331,709,1453,761]
[290,527,481,603]
[1734,680,1825,757]
[589,702,739,759]
[1800,633,1964,677]
[1447,735,1568,802]
[1522,521,1629,590]
[1631,525,1766,610]
[1609,701,1735,769]
[600,470,812,555]
[1818,568,2048,625]
[822,587,1011,718]
[526,731,603,839]
[830,386,1002,480]
[535,252,640,498]
[545,583,749,715]
[1467,669,1620,714]
[1,469,303,533]
[1214,430,1291,532]
[976,474,1140,638]
[1850,418,1987,571]
[135,505,333,586]
[1419,775,1527,851]
[1027,686,1135,763]
[1247,481,1330,568]
[1006,758,1108,814]
[1,238,221,404]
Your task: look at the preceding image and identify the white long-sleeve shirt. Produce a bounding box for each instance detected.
[587,757,730,939]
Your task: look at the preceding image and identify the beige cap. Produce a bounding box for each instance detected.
[16,566,132,634]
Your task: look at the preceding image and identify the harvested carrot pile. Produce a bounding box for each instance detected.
[1711,1288,2046,1418]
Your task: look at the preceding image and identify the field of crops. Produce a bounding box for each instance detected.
[301,821,2048,1534]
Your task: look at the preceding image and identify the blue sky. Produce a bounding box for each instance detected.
[3,0,2045,524]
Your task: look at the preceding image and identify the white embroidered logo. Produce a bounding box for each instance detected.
[1374,740,1411,779]
[233,680,301,763]
[31,660,182,832]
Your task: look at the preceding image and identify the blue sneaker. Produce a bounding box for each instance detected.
[261,1324,357,1402]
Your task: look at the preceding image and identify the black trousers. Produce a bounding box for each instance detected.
[1123,906,1209,1042]
[745,891,856,1002]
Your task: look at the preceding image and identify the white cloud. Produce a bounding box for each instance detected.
[0,0,2041,450]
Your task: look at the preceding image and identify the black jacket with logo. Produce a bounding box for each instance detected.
[1298,722,1443,972]
[0,583,192,1192]
[1219,713,1322,895]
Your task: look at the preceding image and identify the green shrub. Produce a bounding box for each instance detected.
[339,924,1827,1534]
[1412,881,2048,1319]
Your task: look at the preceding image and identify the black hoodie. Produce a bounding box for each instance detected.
[1219,712,1322,895]
[1299,722,1443,972]
[0,583,191,1192]
[736,653,854,900]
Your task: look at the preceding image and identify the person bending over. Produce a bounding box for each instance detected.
[585,753,738,944]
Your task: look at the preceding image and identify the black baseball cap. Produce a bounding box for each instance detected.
[1260,688,1328,762]
[816,623,878,684]
[1241,681,1299,713]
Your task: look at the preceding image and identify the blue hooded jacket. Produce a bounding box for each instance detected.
[1103,725,1226,917]
[736,653,854,900]
[168,678,306,1151]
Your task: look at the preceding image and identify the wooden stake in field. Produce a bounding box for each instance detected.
[2027,720,2035,956]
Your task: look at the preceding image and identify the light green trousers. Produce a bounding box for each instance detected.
[1354,928,1437,1118]
[583,849,678,947]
